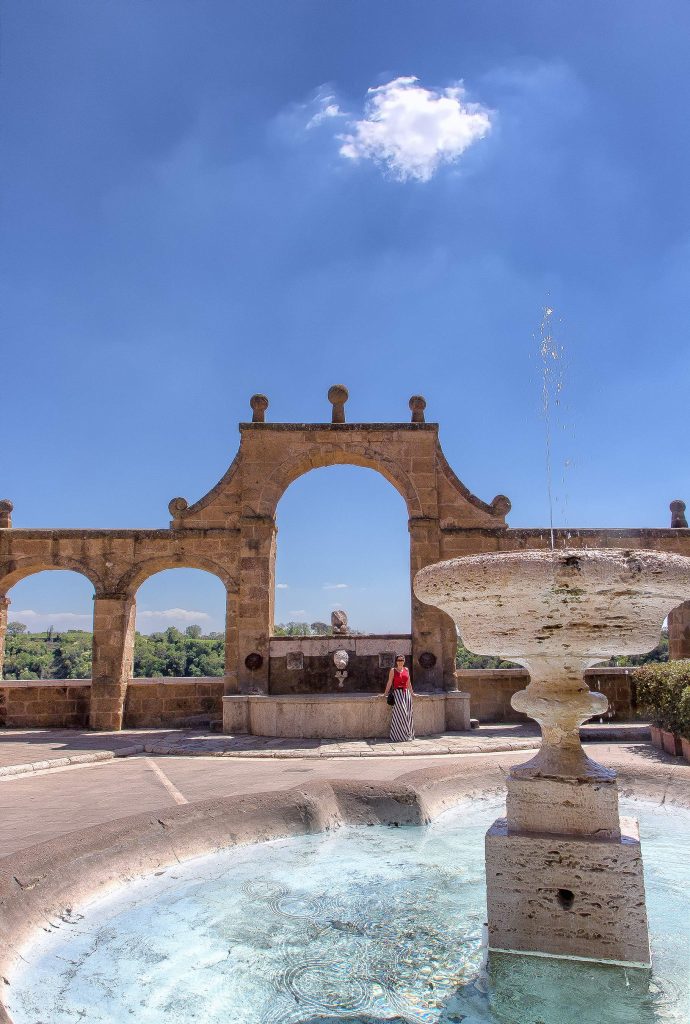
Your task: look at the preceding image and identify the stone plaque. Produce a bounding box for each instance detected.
[286,652,304,671]
[378,652,395,669]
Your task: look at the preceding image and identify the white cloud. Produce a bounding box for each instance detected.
[276,583,289,590]
[323,583,348,590]
[306,92,343,129]
[339,76,491,182]
[138,608,211,622]
[288,610,308,618]
[13,609,92,624]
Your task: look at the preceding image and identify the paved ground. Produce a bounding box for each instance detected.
[0,721,650,774]
[0,726,680,861]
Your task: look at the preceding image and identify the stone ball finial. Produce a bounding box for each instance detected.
[490,494,512,518]
[327,384,349,423]
[250,394,269,423]
[168,496,189,519]
[670,499,688,528]
[0,499,13,529]
[331,608,348,634]
[409,395,427,423]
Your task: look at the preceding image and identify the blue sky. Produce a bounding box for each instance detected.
[3,1,690,635]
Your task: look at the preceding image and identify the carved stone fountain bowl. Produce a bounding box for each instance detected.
[414,548,690,662]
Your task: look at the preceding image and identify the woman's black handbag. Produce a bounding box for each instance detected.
[387,690,395,706]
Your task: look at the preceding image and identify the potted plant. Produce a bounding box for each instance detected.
[634,661,690,757]
[678,685,690,763]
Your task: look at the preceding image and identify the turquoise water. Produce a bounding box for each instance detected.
[7,796,689,1024]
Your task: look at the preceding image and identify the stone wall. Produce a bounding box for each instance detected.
[455,666,636,723]
[123,678,224,728]
[0,680,91,728]
[0,678,224,730]
[268,635,412,694]
[0,666,643,730]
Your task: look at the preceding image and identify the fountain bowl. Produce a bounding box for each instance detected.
[414,548,690,663]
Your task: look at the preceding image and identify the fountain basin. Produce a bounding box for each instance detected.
[6,791,690,1024]
[414,548,690,782]
[413,548,690,663]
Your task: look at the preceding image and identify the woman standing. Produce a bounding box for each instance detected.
[383,655,415,742]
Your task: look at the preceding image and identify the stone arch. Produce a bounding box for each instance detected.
[0,558,102,598]
[118,556,236,597]
[255,445,423,520]
[0,565,96,684]
[272,461,412,635]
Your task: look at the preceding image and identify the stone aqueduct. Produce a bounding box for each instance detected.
[1,386,689,731]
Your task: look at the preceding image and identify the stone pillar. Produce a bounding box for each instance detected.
[409,517,450,690]
[90,593,136,731]
[486,658,651,967]
[445,690,471,730]
[237,514,276,694]
[668,600,690,659]
[0,595,9,680]
[224,586,240,693]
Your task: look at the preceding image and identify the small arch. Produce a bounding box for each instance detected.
[0,558,102,598]
[256,445,423,520]
[2,569,95,680]
[132,568,227,680]
[118,556,236,596]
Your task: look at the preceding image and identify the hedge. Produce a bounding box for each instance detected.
[633,661,690,738]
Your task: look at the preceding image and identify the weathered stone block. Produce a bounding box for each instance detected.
[445,690,471,731]
[506,775,621,838]
[485,816,650,966]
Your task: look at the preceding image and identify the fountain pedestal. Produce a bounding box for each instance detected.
[415,548,690,967]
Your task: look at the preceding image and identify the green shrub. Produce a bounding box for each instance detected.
[678,686,690,741]
[633,661,690,736]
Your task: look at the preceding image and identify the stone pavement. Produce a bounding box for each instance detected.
[0,721,650,776]
[0,738,681,861]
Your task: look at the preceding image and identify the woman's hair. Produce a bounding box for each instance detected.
[395,654,405,663]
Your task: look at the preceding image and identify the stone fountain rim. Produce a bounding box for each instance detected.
[414,547,690,600]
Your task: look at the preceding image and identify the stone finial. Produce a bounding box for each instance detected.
[491,494,512,518]
[168,496,188,519]
[327,384,349,423]
[250,394,269,423]
[409,395,426,423]
[670,499,688,528]
[331,609,348,634]
[0,499,13,529]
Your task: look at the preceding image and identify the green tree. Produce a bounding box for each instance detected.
[185,624,203,638]
[310,621,331,636]
[7,621,27,635]
[456,638,519,670]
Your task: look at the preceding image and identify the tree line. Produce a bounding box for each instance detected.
[3,623,224,680]
[2,621,668,680]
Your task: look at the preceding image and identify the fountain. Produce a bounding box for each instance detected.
[333,648,349,687]
[414,546,690,967]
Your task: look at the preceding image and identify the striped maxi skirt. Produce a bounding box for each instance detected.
[390,688,415,742]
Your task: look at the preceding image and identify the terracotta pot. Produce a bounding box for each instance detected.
[661,729,682,756]
[650,725,663,750]
[681,735,690,764]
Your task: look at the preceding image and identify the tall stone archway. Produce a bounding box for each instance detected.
[171,392,510,693]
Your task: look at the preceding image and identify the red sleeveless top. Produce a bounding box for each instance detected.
[393,668,409,689]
